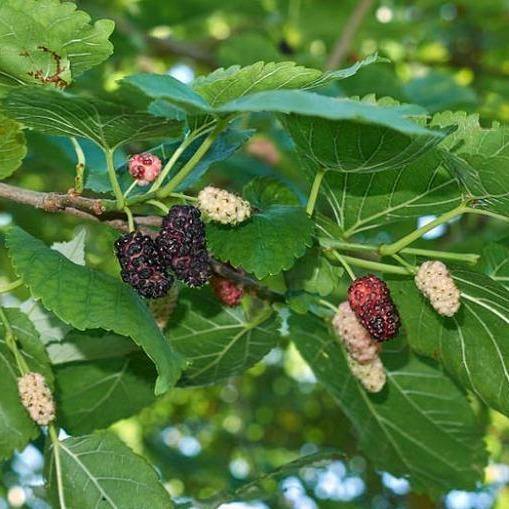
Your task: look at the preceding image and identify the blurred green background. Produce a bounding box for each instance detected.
[2,1,509,508]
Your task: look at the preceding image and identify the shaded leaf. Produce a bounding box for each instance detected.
[45,432,173,509]
[290,313,486,497]
[481,243,509,290]
[6,227,184,395]
[0,113,26,179]
[4,87,182,150]
[390,271,509,417]
[56,352,156,434]
[168,288,279,386]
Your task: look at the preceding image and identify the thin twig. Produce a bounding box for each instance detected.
[326,0,375,70]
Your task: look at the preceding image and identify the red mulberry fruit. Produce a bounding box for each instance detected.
[211,276,244,307]
[128,153,162,186]
[115,231,173,298]
[156,205,211,287]
[347,275,400,341]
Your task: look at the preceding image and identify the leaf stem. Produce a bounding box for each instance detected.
[123,180,137,198]
[463,207,509,224]
[147,199,169,214]
[70,137,85,194]
[157,122,226,198]
[0,307,30,375]
[329,250,356,280]
[124,207,135,232]
[149,135,196,193]
[0,279,23,293]
[49,424,67,509]
[306,168,327,216]
[105,149,125,210]
[319,238,479,264]
[327,250,412,275]
[319,299,338,312]
[379,204,467,256]
[391,254,417,274]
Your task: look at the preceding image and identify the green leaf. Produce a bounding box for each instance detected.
[6,227,184,395]
[279,95,447,174]
[216,91,440,137]
[45,432,173,509]
[318,150,462,236]
[0,113,26,179]
[168,288,279,386]
[290,313,486,496]
[481,243,509,290]
[243,176,301,207]
[389,271,509,416]
[3,87,182,150]
[0,0,114,94]
[47,330,137,365]
[207,205,313,278]
[56,352,156,434]
[285,248,343,297]
[51,227,87,266]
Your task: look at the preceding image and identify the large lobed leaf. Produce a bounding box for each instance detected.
[390,271,509,417]
[168,288,279,386]
[290,313,486,497]
[6,227,184,395]
[45,432,173,509]
[0,0,114,94]
[3,87,182,150]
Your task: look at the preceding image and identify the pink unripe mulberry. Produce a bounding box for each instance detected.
[332,302,380,364]
[211,276,244,307]
[128,153,162,186]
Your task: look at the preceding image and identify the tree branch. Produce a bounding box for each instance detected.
[1,183,278,297]
[326,0,375,70]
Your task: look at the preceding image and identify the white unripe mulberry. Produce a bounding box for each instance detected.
[347,354,386,393]
[197,186,251,225]
[415,261,460,317]
[18,372,55,426]
[332,302,380,364]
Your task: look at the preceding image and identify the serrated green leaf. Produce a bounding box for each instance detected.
[6,227,184,395]
[243,176,300,207]
[45,432,173,509]
[0,113,26,179]
[0,0,114,94]
[4,87,182,150]
[56,352,156,434]
[390,271,509,417]
[52,227,87,265]
[290,313,486,497]
[318,150,462,236]
[207,205,313,278]
[168,288,279,386]
[216,91,440,137]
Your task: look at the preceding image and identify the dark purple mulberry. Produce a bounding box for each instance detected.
[115,231,173,298]
[347,275,400,342]
[156,205,211,287]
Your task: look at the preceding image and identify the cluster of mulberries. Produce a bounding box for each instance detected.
[332,302,380,364]
[115,232,173,299]
[18,372,55,426]
[157,205,211,287]
[128,153,162,186]
[415,261,461,317]
[115,205,212,298]
[332,301,386,393]
[211,276,244,307]
[348,275,400,341]
[197,186,251,225]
